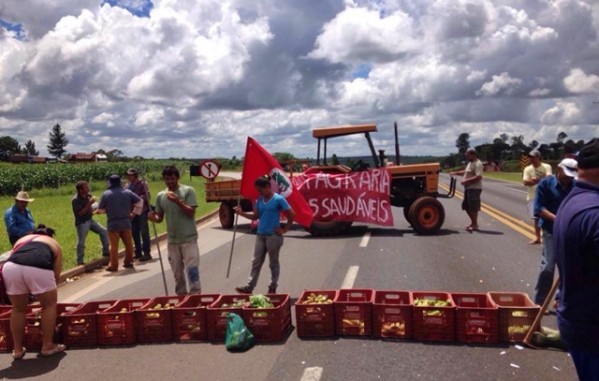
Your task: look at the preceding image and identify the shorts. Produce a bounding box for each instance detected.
[527,200,538,220]
[2,262,56,295]
[462,189,482,211]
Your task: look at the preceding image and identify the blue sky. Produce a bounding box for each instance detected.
[0,0,598,159]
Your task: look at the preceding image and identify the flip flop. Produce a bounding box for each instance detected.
[40,344,66,357]
[465,226,474,233]
[12,347,26,360]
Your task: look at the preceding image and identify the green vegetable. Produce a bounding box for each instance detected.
[249,294,274,309]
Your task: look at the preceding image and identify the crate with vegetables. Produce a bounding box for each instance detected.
[243,294,292,342]
[172,294,220,342]
[98,299,149,346]
[334,289,374,337]
[488,292,539,343]
[61,300,115,348]
[372,291,412,340]
[412,291,455,342]
[25,303,82,350]
[452,293,499,344]
[295,290,337,338]
[135,296,186,344]
[207,294,251,342]
[0,306,12,352]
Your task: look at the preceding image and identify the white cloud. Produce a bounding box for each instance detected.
[540,100,581,125]
[563,68,599,94]
[477,72,523,96]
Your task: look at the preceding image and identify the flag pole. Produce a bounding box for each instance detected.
[141,169,169,295]
[226,193,241,278]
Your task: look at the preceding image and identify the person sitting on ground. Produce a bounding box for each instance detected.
[2,224,66,359]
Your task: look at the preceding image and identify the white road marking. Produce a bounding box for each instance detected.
[301,367,323,381]
[359,231,371,247]
[341,266,359,289]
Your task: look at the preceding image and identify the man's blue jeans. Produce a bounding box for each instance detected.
[533,229,556,305]
[76,219,109,264]
[131,212,151,257]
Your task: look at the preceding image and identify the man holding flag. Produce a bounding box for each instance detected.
[232,136,311,294]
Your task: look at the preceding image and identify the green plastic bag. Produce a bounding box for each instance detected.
[225,313,255,352]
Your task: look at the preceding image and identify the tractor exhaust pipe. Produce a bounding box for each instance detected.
[394,121,400,165]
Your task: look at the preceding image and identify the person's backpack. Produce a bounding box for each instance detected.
[225,313,255,352]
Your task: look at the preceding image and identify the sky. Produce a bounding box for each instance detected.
[1,0,599,159]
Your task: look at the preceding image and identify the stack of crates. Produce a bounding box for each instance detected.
[452,293,498,344]
[243,294,292,342]
[488,292,539,343]
[172,294,220,342]
[294,290,337,338]
[412,291,455,342]
[372,291,413,340]
[334,289,374,337]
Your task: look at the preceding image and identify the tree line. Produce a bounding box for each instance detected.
[0,123,68,161]
[442,131,585,168]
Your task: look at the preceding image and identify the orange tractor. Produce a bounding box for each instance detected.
[205,123,455,236]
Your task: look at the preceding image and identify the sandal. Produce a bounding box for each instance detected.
[40,344,66,357]
[12,347,26,360]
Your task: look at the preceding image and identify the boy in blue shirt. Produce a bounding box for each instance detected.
[234,176,295,294]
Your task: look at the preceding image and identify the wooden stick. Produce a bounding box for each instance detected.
[522,276,560,348]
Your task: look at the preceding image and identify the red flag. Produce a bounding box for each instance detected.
[240,137,314,228]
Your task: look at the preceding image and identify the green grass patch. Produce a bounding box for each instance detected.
[483,172,522,183]
[1,176,218,270]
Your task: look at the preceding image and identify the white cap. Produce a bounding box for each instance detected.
[558,158,578,178]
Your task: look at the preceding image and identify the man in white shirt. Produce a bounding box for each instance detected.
[522,149,552,244]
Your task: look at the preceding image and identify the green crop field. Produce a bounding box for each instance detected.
[1,174,218,270]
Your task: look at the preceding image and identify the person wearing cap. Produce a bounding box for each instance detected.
[554,138,599,380]
[125,168,152,262]
[522,149,552,244]
[450,148,483,232]
[532,158,577,306]
[96,175,143,272]
[4,191,36,245]
[72,181,109,265]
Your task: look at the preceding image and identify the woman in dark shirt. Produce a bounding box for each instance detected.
[3,224,65,359]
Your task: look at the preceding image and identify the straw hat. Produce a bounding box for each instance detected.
[15,191,35,202]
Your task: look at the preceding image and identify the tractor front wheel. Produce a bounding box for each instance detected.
[219,202,235,229]
[408,197,445,235]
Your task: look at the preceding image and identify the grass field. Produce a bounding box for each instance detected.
[1,175,218,270]
[483,172,522,183]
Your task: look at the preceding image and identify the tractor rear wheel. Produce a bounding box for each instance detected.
[219,202,235,229]
[408,197,445,235]
[307,220,353,236]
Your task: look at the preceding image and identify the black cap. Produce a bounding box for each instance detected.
[576,138,599,169]
[109,174,121,187]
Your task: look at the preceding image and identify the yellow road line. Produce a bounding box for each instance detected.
[439,183,536,241]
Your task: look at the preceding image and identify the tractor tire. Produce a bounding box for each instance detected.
[408,197,445,235]
[307,220,353,236]
[219,202,235,229]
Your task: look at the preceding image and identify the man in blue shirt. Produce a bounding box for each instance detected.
[234,176,295,295]
[97,175,143,272]
[555,138,599,380]
[4,191,36,245]
[532,158,577,306]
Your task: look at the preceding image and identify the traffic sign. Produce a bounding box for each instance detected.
[199,160,220,180]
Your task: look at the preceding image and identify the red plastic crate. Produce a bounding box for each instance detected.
[24,303,81,350]
[412,291,455,342]
[135,296,186,343]
[98,299,149,346]
[243,294,292,342]
[207,294,250,342]
[488,292,539,343]
[452,293,498,344]
[295,290,337,338]
[172,294,219,342]
[372,291,413,340]
[0,306,13,352]
[334,289,374,337]
[61,301,115,348]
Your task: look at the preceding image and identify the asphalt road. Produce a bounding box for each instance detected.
[0,174,577,381]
